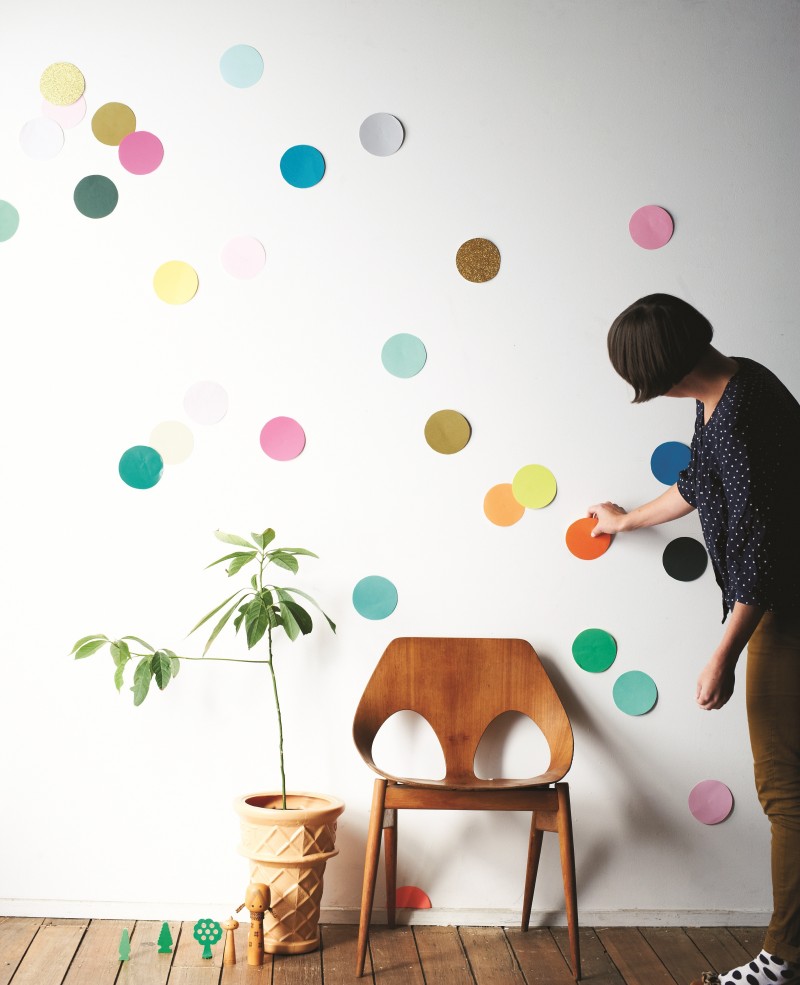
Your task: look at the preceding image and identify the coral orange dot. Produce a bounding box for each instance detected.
[566,517,611,560]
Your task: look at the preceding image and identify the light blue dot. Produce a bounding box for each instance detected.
[353,575,398,620]
[613,671,658,716]
[119,446,164,489]
[280,145,325,188]
[651,441,691,485]
[0,200,20,242]
[381,334,427,378]
[219,45,264,88]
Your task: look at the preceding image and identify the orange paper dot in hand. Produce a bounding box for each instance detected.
[566,517,611,560]
[484,483,525,526]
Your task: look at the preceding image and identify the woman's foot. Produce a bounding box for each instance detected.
[692,950,797,985]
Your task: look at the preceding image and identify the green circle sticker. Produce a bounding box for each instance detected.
[74,175,119,218]
[572,628,617,673]
[381,333,427,378]
[613,671,658,716]
[119,445,164,489]
[352,575,398,620]
[0,201,20,241]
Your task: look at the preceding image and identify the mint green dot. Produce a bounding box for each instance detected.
[381,334,427,378]
[613,671,658,716]
[0,201,20,242]
[572,628,617,673]
[119,445,163,489]
[353,575,398,620]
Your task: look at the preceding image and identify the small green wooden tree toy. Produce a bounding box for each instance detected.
[193,918,222,959]
[157,921,173,954]
[118,928,131,961]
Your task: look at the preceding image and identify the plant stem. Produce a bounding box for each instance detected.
[266,622,287,809]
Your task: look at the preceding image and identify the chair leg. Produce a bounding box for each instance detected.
[556,783,581,980]
[384,808,398,928]
[521,812,544,931]
[356,778,388,977]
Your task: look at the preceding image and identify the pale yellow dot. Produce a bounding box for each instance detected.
[40,62,85,106]
[153,261,199,305]
[150,421,194,464]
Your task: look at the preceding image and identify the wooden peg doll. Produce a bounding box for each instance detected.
[236,882,270,966]
[221,916,239,965]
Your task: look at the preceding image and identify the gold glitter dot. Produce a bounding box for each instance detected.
[40,62,85,107]
[455,237,501,283]
[424,409,472,455]
[92,102,136,146]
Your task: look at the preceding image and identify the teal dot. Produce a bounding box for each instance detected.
[219,44,264,88]
[353,575,398,620]
[572,628,617,673]
[613,671,658,716]
[119,445,164,489]
[280,145,325,188]
[651,441,691,485]
[74,175,118,219]
[0,201,20,242]
[381,334,427,378]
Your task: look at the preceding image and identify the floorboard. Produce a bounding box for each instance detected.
[0,918,42,985]
[413,926,473,985]
[506,927,575,984]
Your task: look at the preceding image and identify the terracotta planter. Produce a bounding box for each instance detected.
[234,791,344,954]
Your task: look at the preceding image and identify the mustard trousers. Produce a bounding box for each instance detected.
[747,609,800,964]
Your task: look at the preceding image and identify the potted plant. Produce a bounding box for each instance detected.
[71,526,344,955]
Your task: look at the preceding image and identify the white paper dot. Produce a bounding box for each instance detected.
[183,381,229,425]
[221,236,266,279]
[359,113,405,156]
[20,117,65,159]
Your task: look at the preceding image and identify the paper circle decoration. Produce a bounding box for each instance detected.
[456,238,501,283]
[118,131,164,174]
[0,201,20,242]
[153,261,199,304]
[119,445,164,489]
[688,780,734,825]
[73,175,118,219]
[219,44,264,88]
[381,334,427,378]
[183,381,228,424]
[40,62,85,106]
[511,464,557,509]
[629,205,674,250]
[221,236,266,279]
[42,96,86,129]
[572,628,617,673]
[613,671,658,716]
[19,118,64,159]
[484,484,525,527]
[566,517,611,560]
[353,575,398,620]
[150,421,194,465]
[359,113,405,156]
[260,417,306,460]
[396,886,431,909]
[651,441,691,485]
[663,537,708,581]
[280,145,325,188]
[424,410,471,454]
[92,102,136,146]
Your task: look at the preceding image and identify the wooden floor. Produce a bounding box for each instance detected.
[0,918,765,985]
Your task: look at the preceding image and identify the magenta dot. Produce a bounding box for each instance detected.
[260,417,306,460]
[629,205,674,250]
[688,780,734,825]
[118,131,164,175]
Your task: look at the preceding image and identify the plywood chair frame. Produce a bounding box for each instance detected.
[353,637,581,979]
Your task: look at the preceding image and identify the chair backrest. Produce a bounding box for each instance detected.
[353,637,573,788]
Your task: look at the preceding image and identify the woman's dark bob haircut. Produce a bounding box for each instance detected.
[608,293,714,403]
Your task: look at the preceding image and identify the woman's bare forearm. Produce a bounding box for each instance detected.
[588,484,695,535]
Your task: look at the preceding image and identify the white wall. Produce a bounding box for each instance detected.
[2,0,799,925]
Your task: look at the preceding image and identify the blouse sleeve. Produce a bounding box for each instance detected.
[676,439,698,508]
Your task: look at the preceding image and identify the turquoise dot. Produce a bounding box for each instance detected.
[572,628,617,673]
[0,200,20,241]
[219,45,264,88]
[613,671,658,716]
[280,145,325,188]
[381,334,427,378]
[119,445,164,489]
[651,441,691,485]
[74,175,118,219]
[353,575,398,620]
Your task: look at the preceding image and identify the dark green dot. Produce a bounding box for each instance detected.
[119,445,163,489]
[572,628,617,673]
[74,175,118,218]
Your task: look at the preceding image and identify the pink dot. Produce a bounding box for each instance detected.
[221,236,266,279]
[118,131,164,175]
[42,96,86,129]
[688,780,734,825]
[629,205,674,250]
[260,417,306,461]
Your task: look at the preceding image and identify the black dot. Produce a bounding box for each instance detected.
[733,971,743,980]
[765,970,778,982]
[662,536,708,581]
[747,976,759,985]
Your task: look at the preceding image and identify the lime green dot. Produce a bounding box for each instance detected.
[511,464,556,509]
[572,628,617,673]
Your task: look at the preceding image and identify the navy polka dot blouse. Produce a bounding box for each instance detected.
[677,357,800,619]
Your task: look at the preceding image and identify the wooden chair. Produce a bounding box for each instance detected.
[353,637,580,979]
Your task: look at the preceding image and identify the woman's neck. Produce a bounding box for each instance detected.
[667,347,739,422]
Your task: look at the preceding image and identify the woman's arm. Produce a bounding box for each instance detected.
[588,483,695,536]
[696,601,764,710]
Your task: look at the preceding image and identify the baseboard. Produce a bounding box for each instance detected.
[0,900,771,926]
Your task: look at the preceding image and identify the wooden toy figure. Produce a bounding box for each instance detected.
[221,917,239,966]
[236,882,270,966]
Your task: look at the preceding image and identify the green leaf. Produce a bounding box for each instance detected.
[269,552,299,574]
[245,597,269,649]
[114,662,126,692]
[166,652,180,678]
[132,656,153,706]
[278,602,302,640]
[206,551,255,570]
[70,634,107,654]
[121,636,156,653]
[203,595,246,655]
[152,651,172,690]
[226,552,257,576]
[188,590,251,636]
[283,600,313,635]
[110,640,131,667]
[214,530,256,548]
[279,548,319,558]
[251,574,258,590]
[74,639,109,660]
[279,587,336,633]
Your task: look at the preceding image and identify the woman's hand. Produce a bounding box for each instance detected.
[696,658,736,710]
[587,501,628,536]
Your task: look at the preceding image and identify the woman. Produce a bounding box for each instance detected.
[589,294,799,985]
